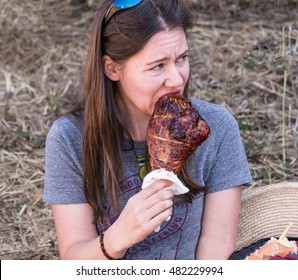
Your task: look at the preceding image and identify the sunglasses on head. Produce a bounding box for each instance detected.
[104,0,143,24]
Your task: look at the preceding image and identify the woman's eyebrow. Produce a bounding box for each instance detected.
[177,49,190,58]
[146,56,169,66]
[146,49,189,65]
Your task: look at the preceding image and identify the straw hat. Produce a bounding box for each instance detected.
[235,182,298,251]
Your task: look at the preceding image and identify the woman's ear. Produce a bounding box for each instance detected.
[102,55,121,81]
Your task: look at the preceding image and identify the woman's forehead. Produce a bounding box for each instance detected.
[131,28,188,61]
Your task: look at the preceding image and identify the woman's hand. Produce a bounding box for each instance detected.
[104,179,174,257]
[51,179,174,260]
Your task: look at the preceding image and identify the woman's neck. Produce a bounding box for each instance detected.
[128,119,148,141]
[116,93,150,141]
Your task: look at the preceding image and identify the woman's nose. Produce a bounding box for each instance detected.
[164,66,184,88]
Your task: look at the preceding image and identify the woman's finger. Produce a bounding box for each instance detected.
[148,206,173,230]
[144,188,174,209]
[137,179,173,199]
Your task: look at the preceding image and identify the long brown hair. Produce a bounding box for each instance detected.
[79,0,205,222]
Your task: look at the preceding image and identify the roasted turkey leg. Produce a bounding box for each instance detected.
[147,94,210,174]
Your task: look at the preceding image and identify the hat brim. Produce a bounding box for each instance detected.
[236,182,298,251]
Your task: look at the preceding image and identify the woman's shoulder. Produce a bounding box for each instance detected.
[189,97,236,128]
[47,113,83,142]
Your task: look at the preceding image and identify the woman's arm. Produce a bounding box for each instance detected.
[196,186,242,260]
[52,179,174,260]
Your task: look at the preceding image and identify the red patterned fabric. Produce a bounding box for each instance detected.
[269,241,298,260]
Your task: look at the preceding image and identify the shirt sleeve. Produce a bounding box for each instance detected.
[43,120,87,204]
[205,111,252,193]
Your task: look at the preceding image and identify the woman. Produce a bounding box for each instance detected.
[43,0,252,260]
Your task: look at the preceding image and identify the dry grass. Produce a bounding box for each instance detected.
[0,0,297,259]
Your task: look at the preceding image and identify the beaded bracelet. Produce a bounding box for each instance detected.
[99,233,128,260]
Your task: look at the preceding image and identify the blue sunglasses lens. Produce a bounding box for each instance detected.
[104,0,142,24]
[114,0,142,9]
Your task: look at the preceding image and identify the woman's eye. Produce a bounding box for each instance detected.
[177,54,189,64]
[151,63,165,71]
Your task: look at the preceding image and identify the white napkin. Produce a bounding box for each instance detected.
[141,168,189,232]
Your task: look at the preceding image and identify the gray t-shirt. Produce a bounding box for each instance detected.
[43,98,252,259]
